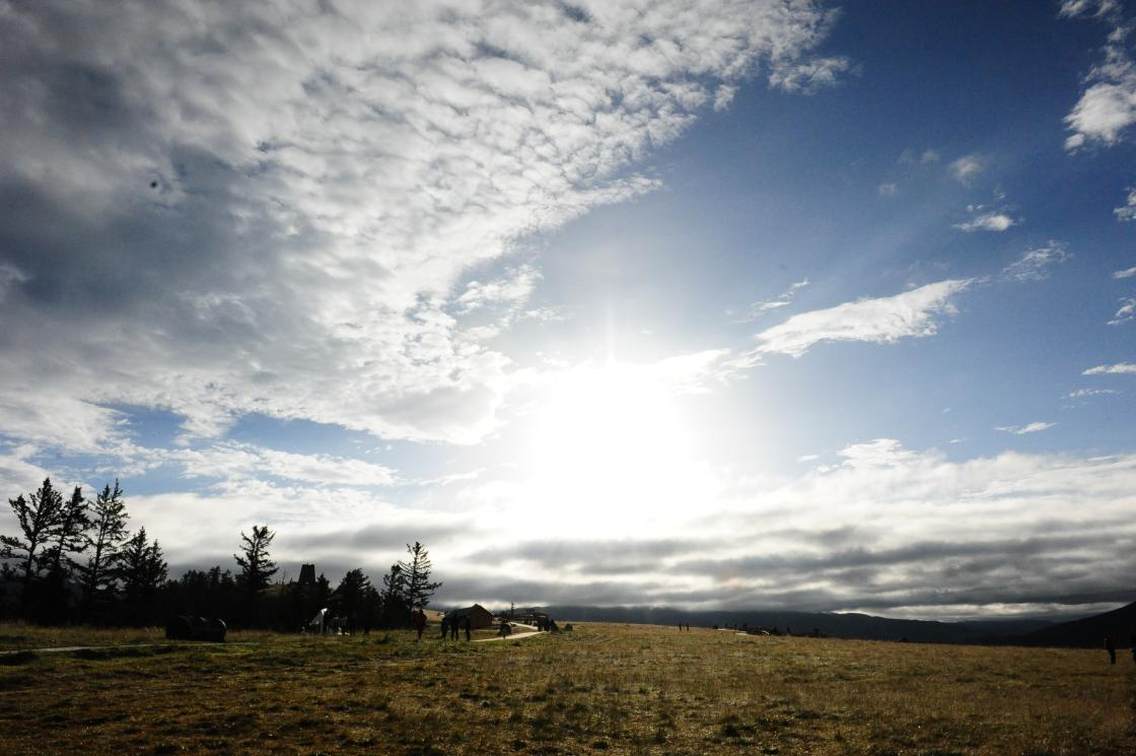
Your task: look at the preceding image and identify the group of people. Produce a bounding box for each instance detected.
[409,607,471,642]
[1103,633,1136,665]
[436,612,472,641]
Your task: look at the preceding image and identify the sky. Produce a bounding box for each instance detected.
[2,0,1135,621]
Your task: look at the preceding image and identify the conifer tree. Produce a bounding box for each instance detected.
[380,562,407,626]
[234,525,278,596]
[118,527,168,622]
[400,541,442,609]
[333,568,371,624]
[45,485,89,575]
[0,478,66,605]
[78,480,130,611]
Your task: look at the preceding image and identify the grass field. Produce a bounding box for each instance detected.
[1,622,1132,754]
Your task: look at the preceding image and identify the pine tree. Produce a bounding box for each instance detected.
[234,525,278,596]
[380,563,408,626]
[77,480,129,612]
[44,485,89,575]
[400,541,442,609]
[333,568,371,625]
[1,478,66,607]
[118,527,168,624]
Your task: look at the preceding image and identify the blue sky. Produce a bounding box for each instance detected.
[2,0,1135,619]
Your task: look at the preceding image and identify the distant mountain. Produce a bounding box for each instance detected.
[1010,601,1136,648]
[519,605,1056,644]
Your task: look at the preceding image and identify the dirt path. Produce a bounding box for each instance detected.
[472,623,542,643]
[0,642,248,656]
[473,630,541,643]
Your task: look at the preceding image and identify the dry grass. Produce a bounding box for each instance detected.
[0,622,1132,754]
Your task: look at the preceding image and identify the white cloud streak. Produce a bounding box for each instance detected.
[995,422,1057,435]
[1067,387,1118,398]
[1083,362,1136,375]
[742,278,810,320]
[1115,189,1136,220]
[1108,298,1136,325]
[955,207,1017,233]
[1001,241,1071,281]
[754,279,971,358]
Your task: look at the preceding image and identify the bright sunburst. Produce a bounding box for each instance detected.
[520,361,711,535]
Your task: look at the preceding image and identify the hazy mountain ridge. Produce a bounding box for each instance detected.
[1008,601,1136,648]
[497,605,1061,644]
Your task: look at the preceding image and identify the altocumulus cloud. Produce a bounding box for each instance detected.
[0,0,846,451]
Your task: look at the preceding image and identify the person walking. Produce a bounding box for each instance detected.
[412,608,427,642]
[1105,634,1117,664]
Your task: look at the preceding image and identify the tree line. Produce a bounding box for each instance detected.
[1,478,441,630]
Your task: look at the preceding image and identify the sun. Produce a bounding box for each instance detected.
[519,361,710,535]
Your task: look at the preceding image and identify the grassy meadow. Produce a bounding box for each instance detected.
[0,621,1132,754]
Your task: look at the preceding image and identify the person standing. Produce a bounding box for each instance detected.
[440,616,449,640]
[412,608,427,642]
[1105,634,1117,665]
[463,615,472,641]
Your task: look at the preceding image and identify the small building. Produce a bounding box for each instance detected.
[445,604,495,629]
[514,607,549,625]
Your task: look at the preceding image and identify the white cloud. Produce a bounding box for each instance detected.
[456,265,542,314]
[1062,4,1136,149]
[949,154,984,183]
[1060,1,1121,18]
[955,207,1017,232]
[713,84,737,111]
[1112,265,1136,278]
[878,182,898,197]
[0,444,56,494]
[1067,387,1118,398]
[742,278,810,320]
[768,55,852,93]
[1115,188,1136,220]
[1084,362,1136,374]
[0,0,847,451]
[174,443,398,487]
[755,279,971,358]
[995,422,1057,435]
[1001,241,1071,281]
[1108,298,1136,325]
[520,306,569,323]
